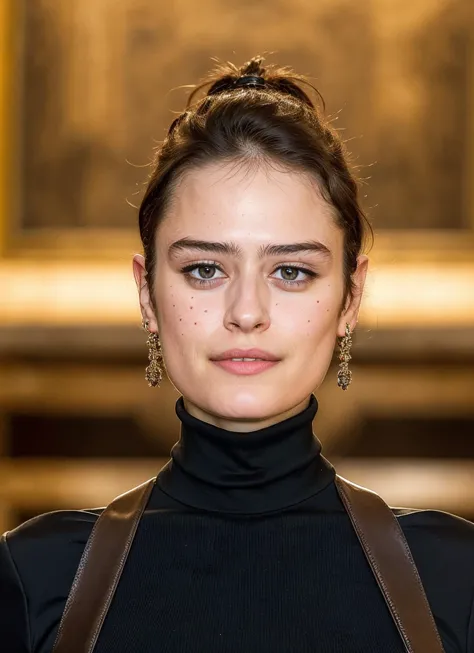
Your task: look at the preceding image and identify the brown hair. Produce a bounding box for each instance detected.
[138,56,373,310]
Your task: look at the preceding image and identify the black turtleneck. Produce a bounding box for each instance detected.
[1,396,473,653]
[158,394,335,514]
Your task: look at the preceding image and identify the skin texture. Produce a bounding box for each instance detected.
[134,161,368,432]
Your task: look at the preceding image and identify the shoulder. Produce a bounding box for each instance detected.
[393,507,474,644]
[393,506,474,600]
[2,507,102,603]
[393,505,474,569]
[393,505,474,554]
[4,506,102,557]
[0,508,102,652]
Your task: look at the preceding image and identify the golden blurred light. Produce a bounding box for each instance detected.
[363,263,474,328]
[0,260,473,327]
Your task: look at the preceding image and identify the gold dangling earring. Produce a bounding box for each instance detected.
[142,320,164,387]
[337,323,353,391]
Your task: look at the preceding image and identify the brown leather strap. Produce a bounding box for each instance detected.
[335,474,445,653]
[53,474,445,653]
[52,477,155,653]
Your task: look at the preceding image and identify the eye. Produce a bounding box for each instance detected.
[272,266,317,285]
[191,265,220,280]
[180,263,226,286]
[278,267,300,281]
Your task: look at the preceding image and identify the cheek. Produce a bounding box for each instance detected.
[275,294,336,340]
[157,284,219,352]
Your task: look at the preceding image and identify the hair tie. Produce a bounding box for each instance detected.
[233,75,266,89]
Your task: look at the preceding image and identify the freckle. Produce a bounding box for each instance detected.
[308,320,311,323]
[173,304,175,308]
[317,300,320,303]
[190,306,193,310]
[179,318,182,321]
[194,322,197,325]
[204,309,208,313]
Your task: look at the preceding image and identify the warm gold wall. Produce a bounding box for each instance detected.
[1,0,474,327]
[0,0,473,530]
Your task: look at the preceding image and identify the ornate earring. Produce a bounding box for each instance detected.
[337,323,353,391]
[142,320,164,387]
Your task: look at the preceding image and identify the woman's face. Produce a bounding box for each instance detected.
[134,161,368,431]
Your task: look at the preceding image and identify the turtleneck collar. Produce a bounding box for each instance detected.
[157,395,335,514]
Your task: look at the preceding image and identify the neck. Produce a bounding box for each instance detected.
[182,395,313,433]
[156,394,335,514]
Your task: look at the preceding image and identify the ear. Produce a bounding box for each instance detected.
[337,254,369,338]
[132,254,159,332]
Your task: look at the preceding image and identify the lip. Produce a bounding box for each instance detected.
[211,348,280,362]
[212,359,279,376]
[210,348,281,377]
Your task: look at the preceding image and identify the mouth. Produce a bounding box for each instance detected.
[210,349,280,376]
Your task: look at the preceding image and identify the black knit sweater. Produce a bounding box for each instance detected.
[1,395,474,652]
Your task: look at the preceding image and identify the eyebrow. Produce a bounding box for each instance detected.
[168,238,332,260]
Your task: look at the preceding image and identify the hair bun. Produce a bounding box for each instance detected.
[240,57,265,77]
[187,55,322,112]
[205,58,266,96]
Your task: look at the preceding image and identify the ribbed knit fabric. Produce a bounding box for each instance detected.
[1,394,474,652]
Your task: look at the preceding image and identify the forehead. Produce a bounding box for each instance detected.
[158,161,341,249]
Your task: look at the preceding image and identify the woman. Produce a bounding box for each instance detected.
[1,57,473,653]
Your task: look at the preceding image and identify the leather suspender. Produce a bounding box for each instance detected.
[52,474,445,653]
[334,475,445,652]
[52,478,155,653]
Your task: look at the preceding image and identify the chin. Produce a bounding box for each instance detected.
[204,387,295,426]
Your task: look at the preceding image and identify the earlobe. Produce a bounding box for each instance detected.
[336,290,358,338]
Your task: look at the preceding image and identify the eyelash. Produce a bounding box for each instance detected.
[179,262,318,287]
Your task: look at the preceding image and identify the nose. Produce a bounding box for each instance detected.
[223,274,271,333]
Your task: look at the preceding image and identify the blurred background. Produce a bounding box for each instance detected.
[0,0,473,531]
